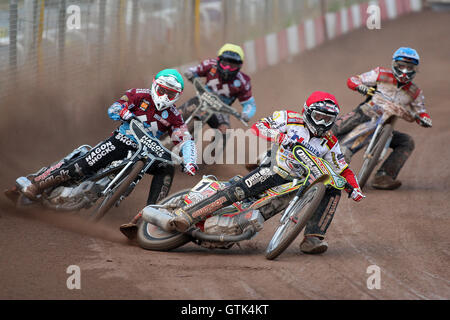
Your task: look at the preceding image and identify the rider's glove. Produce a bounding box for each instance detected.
[241,112,250,123]
[119,107,133,121]
[350,188,365,202]
[182,163,198,176]
[356,85,375,97]
[276,133,298,149]
[183,70,195,82]
[417,112,432,128]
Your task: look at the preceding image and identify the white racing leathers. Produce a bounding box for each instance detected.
[250,110,360,238]
[252,110,358,186]
[347,67,427,117]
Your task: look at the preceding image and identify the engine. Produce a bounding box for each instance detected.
[46,177,110,210]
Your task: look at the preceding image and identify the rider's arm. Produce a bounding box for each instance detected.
[108,89,137,121]
[167,108,197,165]
[237,75,256,121]
[324,138,361,190]
[347,67,380,93]
[186,58,216,78]
[410,88,432,127]
[251,110,288,142]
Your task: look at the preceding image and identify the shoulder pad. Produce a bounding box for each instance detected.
[286,110,303,124]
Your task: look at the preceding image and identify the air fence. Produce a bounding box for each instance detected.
[0,0,423,101]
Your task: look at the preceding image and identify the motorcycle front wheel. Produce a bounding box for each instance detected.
[137,189,192,251]
[358,124,393,189]
[265,183,326,260]
[90,160,145,222]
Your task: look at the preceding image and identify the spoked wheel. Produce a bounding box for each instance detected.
[358,124,393,189]
[265,183,326,260]
[89,160,145,222]
[137,189,192,251]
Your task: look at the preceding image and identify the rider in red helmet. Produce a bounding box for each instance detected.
[167,91,365,254]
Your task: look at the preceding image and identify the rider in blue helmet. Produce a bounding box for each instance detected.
[333,47,432,190]
[392,47,420,83]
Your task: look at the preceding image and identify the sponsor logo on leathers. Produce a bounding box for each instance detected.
[35,161,64,182]
[86,142,116,166]
[244,167,272,188]
[192,196,227,218]
[140,136,164,157]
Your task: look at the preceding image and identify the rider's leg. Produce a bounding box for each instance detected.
[207,114,231,158]
[332,104,371,162]
[146,164,175,205]
[372,131,414,190]
[19,133,136,199]
[119,164,175,240]
[169,163,290,232]
[300,188,341,254]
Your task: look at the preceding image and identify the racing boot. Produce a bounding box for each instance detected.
[299,235,329,254]
[119,211,142,240]
[15,164,72,200]
[371,171,402,190]
[15,177,43,201]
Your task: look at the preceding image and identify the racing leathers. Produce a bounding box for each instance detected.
[333,67,432,185]
[170,110,363,242]
[25,88,197,205]
[180,58,257,131]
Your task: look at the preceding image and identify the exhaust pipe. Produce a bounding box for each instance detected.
[141,206,175,231]
[188,227,256,243]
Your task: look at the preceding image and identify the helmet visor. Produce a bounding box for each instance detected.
[310,110,336,126]
[219,60,241,71]
[156,84,180,100]
[393,61,417,74]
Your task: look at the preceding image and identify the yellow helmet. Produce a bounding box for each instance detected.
[217,43,244,63]
[217,43,244,81]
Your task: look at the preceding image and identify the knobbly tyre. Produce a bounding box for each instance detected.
[160,77,248,148]
[339,90,430,189]
[5,117,182,221]
[134,143,353,260]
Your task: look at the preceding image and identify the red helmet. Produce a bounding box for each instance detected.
[302,91,340,137]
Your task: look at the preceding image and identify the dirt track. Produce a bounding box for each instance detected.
[0,10,449,300]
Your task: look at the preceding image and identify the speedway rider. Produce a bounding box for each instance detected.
[333,47,432,190]
[168,91,365,254]
[181,43,257,147]
[17,69,198,211]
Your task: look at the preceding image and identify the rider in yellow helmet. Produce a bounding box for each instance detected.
[180,43,257,142]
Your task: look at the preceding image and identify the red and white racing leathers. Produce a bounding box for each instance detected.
[251,110,361,191]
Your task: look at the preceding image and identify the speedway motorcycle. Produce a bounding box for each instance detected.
[5,117,181,221]
[160,77,248,148]
[339,90,429,189]
[135,144,353,260]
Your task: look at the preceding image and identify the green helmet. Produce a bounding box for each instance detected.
[151,69,184,111]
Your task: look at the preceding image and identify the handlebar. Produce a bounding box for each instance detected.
[193,78,249,127]
[345,182,354,198]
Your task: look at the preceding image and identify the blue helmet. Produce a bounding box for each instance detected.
[392,47,420,83]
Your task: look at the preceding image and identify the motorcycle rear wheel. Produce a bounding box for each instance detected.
[137,189,191,251]
[90,160,145,222]
[265,183,326,260]
[358,124,393,189]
